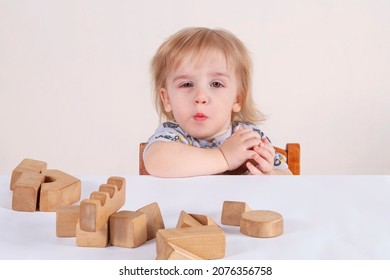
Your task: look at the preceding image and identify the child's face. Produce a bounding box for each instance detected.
[160,50,241,141]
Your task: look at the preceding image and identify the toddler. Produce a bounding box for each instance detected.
[143,27,292,177]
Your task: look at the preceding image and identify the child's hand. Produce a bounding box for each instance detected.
[246,138,275,175]
[219,128,262,170]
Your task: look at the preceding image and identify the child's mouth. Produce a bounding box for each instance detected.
[193,113,208,121]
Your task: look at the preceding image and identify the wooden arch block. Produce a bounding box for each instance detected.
[12,172,45,212]
[10,158,47,190]
[221,201,251,226]
[39,169,81,212]
[240,210,284,238]
[80,176,126,232]
[176,211,217,228]
[156,225,225,260]
[109,210,147,248]
[136,202,164,240]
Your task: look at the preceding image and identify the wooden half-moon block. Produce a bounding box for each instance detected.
[12,172,44,212]
[80,183,125,232]
[136,202,165,240]
[39,169,81,212]
[56,205,80,237]
[156,225,225,260]
[109,210,147,248]
[240,210,283,238]
[221,201,251,226]
[10,158,47,190]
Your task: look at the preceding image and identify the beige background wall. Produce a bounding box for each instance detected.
[1,0,389,176]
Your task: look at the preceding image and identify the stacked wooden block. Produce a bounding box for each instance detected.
[56,176,165,249]
[10,159,81,212]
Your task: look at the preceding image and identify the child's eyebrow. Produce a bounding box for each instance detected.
[209,72,230,79]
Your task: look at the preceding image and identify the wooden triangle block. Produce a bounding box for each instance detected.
[160,243,203,260]
[136,202,165,240]
[39,169,81,212]
[156,225,225,260]
[80,176,126,232]
[221,201,251,226]
[176,211,217,228]
[10,158,47,190]
[12,172,44,212]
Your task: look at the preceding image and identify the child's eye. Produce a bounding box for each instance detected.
[210,81,224,88]
[179,82,193,88]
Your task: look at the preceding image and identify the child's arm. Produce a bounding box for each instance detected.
[144,141,228,177]
[144,128,262,177]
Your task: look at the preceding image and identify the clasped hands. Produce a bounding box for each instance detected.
[219,128,275,175]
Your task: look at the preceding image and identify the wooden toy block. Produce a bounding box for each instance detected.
[56,205,80,237]
[176,211,217,228]
[221,201,251,226]
[109,210,147,248]
[107,176,126,191]
[39,169,81,212]
[76,221,109,247]
[136,202,164,240]
[158,243,203,260]
[12,172,45,212]
[80,182,125,232]
[240,210,284,238]
[10,158,47,190]
[156,225,225,260]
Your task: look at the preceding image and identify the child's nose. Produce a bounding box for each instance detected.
[194,88,209,104]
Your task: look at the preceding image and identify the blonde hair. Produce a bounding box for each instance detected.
[150,27,265,123]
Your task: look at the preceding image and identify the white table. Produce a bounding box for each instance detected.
[1,175,389,260]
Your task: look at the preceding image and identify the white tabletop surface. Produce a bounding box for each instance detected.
[1,175,389,260]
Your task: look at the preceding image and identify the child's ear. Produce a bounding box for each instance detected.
[160,88,172,113]
[232,95,242,113]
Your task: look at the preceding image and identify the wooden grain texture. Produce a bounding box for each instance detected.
[56,205,80,237]
[177,211,217,228]
[39,169,81,212]
[80,183,125,232]
[109,210,147,248]
[12,172,44,212]
[221,201,251,226]
[156,225,225,260]
[76,221,109,247]
[136,202,165,240]
[10,158,47,190]
[240,210,284,238]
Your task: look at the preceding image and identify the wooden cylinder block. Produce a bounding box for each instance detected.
[240,210,283,238]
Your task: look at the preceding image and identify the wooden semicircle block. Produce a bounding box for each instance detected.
[240,210,283,238]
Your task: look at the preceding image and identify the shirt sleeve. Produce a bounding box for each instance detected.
[144,122,190,154]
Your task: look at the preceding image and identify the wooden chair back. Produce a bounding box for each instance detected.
[139,142,300,175]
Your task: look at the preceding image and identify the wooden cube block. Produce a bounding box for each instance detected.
[76,221,109,247]
[136,202,164,240]
[12,172,44,212]
[40,169,81,212]
[10,159,47,190]
[221,201,251,226]
[156,225,225,260]
[109,211,147,248]
[56,205,80,237]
